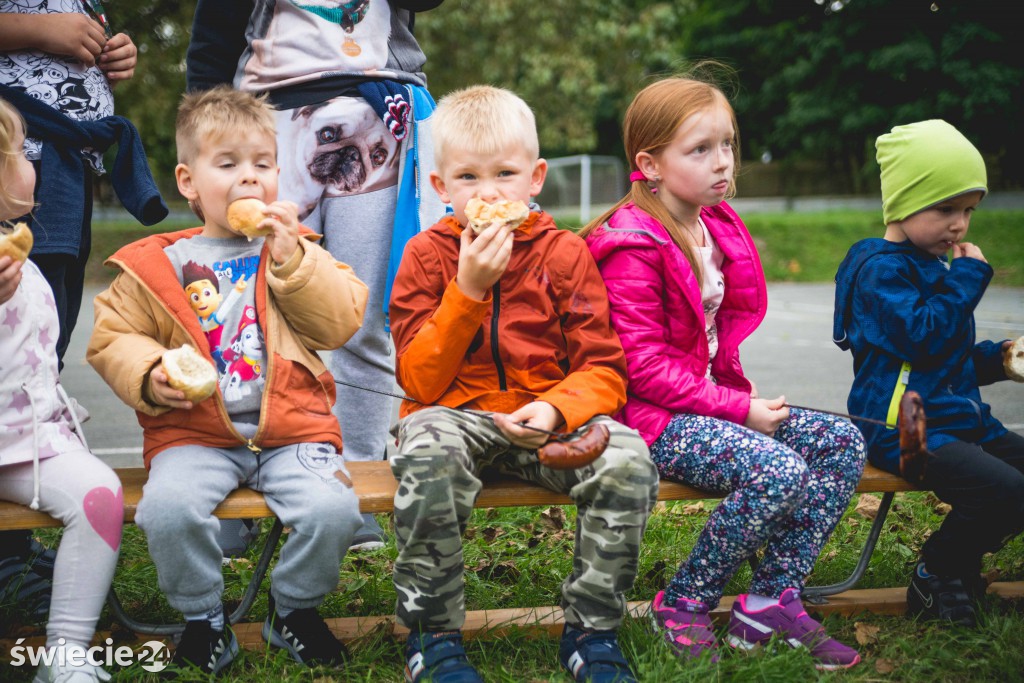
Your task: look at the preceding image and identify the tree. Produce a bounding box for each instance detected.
[681,0,1023,190]
[105,1,196,195]
[415,1,694,157]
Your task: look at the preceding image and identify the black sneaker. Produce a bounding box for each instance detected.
[907,565,977,628]
[262,595,348,666]
[169,620,238,676]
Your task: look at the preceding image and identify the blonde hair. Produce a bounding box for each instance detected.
[175,86,277,164]
[579,69,740,282]
[432,85,539,171]
[0,98,34,217]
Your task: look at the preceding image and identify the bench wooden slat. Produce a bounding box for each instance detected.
[0,462,913,530]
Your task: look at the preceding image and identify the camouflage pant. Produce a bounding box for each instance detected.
[390,407,659,632]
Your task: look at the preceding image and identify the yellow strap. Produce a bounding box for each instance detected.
[885,361,912,429]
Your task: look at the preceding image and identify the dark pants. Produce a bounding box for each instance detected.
[920,431,1024,576]
[26,168,92,371]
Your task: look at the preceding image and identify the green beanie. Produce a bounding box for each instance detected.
[876,119,987,224]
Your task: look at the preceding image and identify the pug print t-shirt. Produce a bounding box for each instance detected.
[164,236,267,422]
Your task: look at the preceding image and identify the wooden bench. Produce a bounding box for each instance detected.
[0,460,943,636]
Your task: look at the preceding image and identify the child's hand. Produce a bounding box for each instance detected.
[0,256,23,305]
[262,200,300,266]
[952,242,987,263]
[145,363,194,410]
[744,395,790,436]
[492,401,564,450]
[33,13,107,64]
[456,221,514,299]
[98,33,137,83]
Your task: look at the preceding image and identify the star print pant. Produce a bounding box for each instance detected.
[650,408,865,608]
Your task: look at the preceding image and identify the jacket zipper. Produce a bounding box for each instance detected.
[490,281,506,391]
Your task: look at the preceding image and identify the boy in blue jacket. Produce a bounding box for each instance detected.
[833,119,1023,628]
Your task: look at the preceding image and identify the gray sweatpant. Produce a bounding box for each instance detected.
[135,443,360,614]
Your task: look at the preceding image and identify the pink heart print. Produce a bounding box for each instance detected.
[83,486,124,551]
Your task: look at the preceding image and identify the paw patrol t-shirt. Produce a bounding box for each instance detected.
[164,236,267,422]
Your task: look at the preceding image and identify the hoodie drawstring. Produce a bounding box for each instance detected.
[22,382,41,510]
[21,383,89,511]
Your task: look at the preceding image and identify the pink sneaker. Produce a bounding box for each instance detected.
[650,590,719,661]
[726,589,861,671]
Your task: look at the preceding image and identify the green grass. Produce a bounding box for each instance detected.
[89,209,1024,286]
[559,209,1024,287]
[4,492,1023,681]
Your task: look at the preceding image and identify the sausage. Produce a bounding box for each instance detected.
[898,390,932,485]
[537,424,611,470]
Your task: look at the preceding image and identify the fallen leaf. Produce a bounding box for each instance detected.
[854,621,880,646]
[875,658,895,673]
[934,502,952,515]
[681,503,705,515]
[787,258,801,274]
[855,494,881,519]
[540,506,566,530]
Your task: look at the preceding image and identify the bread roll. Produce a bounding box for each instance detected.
[0,221,33,263]
[464,198,529,234]
[226,198,271,239]
[162,344,218,402]
[1005,336,1024,382]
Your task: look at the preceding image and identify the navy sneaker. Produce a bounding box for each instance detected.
[405,630,483,683]
[559,624,637,683]
[907,563,977,628]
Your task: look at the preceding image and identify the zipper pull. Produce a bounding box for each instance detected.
[246,440,262,455]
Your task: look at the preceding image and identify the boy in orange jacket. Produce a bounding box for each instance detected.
[388,85,658,683]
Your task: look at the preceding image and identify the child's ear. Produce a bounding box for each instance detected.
[635,151,658,181]
[175,163,198,201]
[530,158,548,197]
[429,170,450,205]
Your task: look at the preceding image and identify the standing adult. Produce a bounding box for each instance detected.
[186,0,446,550]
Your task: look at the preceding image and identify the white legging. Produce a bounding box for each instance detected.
[0,451,122,648]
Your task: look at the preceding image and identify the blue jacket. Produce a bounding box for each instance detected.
[0,84,167,255]
[833,238,1008,473]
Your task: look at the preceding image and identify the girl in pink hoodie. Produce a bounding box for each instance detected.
[581,74,865,670]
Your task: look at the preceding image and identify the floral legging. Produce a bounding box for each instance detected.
[650,408,866,608]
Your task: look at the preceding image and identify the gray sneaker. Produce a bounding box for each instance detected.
[349,513,386,551]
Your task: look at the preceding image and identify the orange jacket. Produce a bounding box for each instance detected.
[87,228,368,466]
[390,212,627,432]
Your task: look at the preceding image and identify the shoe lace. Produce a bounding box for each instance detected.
[655,604,716,645]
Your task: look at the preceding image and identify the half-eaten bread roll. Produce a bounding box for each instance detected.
[1005,336,1024,382]
[464,198,530,234]
[0,222,33,263]
[227,198,271,240]
[163,344,218,402]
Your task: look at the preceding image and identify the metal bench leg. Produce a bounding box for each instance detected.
[803,491,895,605]
[106,519,283,635]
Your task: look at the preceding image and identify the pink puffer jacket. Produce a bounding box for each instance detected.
[585,201,767,445]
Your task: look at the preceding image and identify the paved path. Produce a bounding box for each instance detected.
[62,283,1023,469]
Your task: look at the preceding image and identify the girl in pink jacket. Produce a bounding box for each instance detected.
[581,74,865,670]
